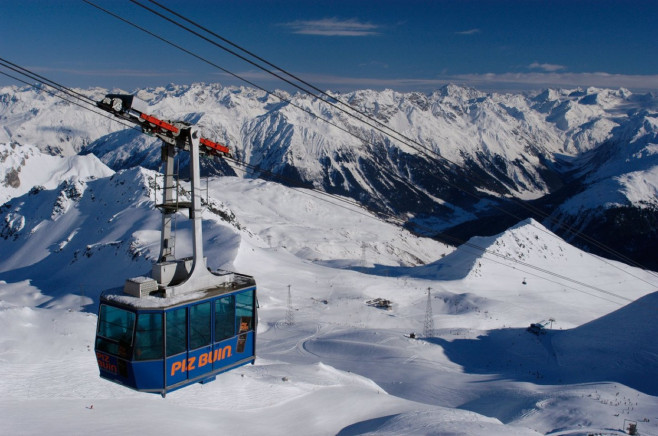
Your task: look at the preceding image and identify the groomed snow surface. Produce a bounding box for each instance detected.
[1,157,657,435]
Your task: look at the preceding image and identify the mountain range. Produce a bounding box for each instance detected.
[1,82,657,268]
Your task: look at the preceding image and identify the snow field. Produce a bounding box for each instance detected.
[0,146,657,434]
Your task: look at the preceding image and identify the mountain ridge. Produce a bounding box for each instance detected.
[1,82,657,268]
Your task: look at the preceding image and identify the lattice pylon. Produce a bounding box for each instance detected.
[285,285,295,326]
[423,287,434,338]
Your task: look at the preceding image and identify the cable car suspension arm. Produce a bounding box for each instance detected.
[97,94,230,156]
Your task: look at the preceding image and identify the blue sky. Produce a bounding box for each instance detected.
[1,0,657,93]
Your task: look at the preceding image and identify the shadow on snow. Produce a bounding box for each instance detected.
[429,291,658,396]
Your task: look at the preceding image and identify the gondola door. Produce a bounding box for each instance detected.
[165,306,188,387]
[186,301,213,380]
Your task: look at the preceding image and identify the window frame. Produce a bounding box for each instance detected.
[235,290,254,333]
[165,307,187,357]
[189,301,212,350]
[133,311,164,361]
[97,304,136,345]
[214,294,236,343]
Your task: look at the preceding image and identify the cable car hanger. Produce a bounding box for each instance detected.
[97,93,234,296]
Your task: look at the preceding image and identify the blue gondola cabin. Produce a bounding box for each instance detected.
[95,274,257,396]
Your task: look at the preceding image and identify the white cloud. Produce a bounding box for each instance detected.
[529,62,567,72]
[455,28,481,35]
[358,60,389,70]
[441,72,658,92]
[281,18,379,36]
[32,66,179,78]
[219,70,658,93]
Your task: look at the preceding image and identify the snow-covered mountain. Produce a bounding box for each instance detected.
[2,82,656,269]
[0,139,656,434]
[0,141,113,205]
[0,85,117,155]
[542,108,658,264]
[0,158,448,308]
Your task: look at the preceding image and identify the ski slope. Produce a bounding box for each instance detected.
[0,156,657,435]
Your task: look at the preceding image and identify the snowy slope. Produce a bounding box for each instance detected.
[552,291,658,392]
[0,156,657,434]
[0,167,160,307]
[211,177,451,268]
[555,110,658,212]
[0,142,113,204]
[0,86,120,155]
[1,82,658,435]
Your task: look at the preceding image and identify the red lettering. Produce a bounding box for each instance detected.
[96,352,118,374]
[96,353,118,374]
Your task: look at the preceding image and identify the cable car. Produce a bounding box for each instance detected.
[95,276,256,395]
[94,95,257,396]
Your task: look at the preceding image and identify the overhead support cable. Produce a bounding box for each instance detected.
[143,0,341,104]
[137,0,442,159]
[81,0,658,287]
[225,158,634,304]
[112,0,658,277]
[0,58,140,131]
[0,62,640,304]
[82,1,410,159]
[128,0,451,175]
[6,18,655,302]
[0,57,96,106]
